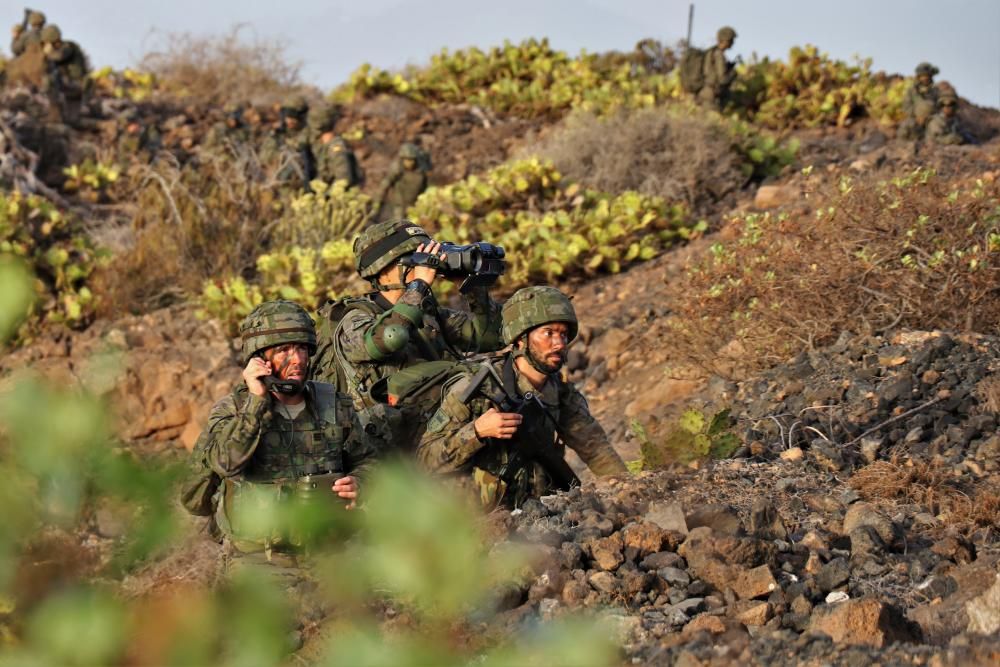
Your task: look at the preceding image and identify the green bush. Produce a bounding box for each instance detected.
[731,45,909,129]
[409,158,694,286]
[333,38,681,118]
[0,190,105,337]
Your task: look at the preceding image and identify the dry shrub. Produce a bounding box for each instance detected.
[671,169,1000,376]
[94,150,280,314]
[139,25,304,106]
[974,375,1000,413]
[527,108,744,214]
[850,458,999,537]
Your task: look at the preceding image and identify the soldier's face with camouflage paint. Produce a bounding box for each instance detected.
[262,343,310,382]
[522,323,570,374]
[917,74,933,87]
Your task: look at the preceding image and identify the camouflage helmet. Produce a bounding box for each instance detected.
[399,142,422,159]
[309,104,339,133]
[329,136,348,150]
[717,26,737,43]
[353,219,431,278]
[281,94,310,117]
[915,62,939,77]
[40,24,61,43]
[28,11,45,28]
[501,286,578,346]
[239,300,316,364]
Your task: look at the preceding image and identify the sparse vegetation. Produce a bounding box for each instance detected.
[670,169,1000,376]
[630,409,739,469]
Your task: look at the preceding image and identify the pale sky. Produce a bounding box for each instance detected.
[12,0,1000,107]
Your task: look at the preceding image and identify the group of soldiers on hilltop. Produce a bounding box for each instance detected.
[184,218,628,574]
[686,26,967,145]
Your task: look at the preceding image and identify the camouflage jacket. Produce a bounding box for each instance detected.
[701,46,735,90]
[45,40,88,87]
[204,122,250,151]
[316,144,363,187]
[11,29,41,57]
[261,127,316,185]
[925,113,964,145]
[417,354,627,510]
[376,162,428,219]
[902,83,938,126]
[313,288,502,414]
[197,381,387,544]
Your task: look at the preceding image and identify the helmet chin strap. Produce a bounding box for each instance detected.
[374,265,409,292]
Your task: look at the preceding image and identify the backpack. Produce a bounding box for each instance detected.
[179,386,246,517]
[679,47,706,93]
[313,296,383,393]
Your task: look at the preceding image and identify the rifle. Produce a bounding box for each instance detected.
[456,361,581,493]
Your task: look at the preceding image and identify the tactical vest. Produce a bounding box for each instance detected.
[217,382,355,549]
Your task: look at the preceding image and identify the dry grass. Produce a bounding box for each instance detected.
[139,25,306,106]
[525,107,744,214]
[850,458,999,538]
[670,170,1000,377]
[974,375,1000,413]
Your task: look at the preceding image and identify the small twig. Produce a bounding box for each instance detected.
[845,396,944,448]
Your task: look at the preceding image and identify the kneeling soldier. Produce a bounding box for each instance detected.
[417,286,626,509]
[194,300,385,564]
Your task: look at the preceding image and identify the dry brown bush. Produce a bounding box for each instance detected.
[525,107,744,214]
[139,25,306,106]
[94,149,282,315]
[670,169,1000,376]
[850,458,999,537]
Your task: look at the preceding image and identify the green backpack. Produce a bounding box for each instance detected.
[312,296,383,392]
[679,47,706,93]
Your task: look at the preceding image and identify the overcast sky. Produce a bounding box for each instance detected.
[13,0,1000,107]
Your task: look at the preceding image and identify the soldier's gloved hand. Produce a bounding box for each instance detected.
[409,241,446,286]
[333,475,358,509]
[243,357,272,398]
[474,408,523,440]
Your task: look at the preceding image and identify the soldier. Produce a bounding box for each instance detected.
[312,219,502,448]
[40,24,89,126]
[375,143,429,221]
[898,63,939,140]
[10,10,45,56]
[316,136,363,188]
[116,109,162,165]
[204,102,250,150]
[925,90,964,145]
[698,26,738,111]
[416,286,627,510]
[261,95,316,188]
[191,300,386,563]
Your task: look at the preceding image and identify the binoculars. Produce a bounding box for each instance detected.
[401,241,506,291]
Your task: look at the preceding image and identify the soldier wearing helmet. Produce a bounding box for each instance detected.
[204,101,251,150]
[261,94,316,187]
[899,63,941,140]
[374,142,430,221]
[416,286,627,510]
[190,300,387,557]
[312,219,502,448]
[316,134,363,188]
[925,85,965,146]
[697,26,738,111]
[39,23,89,126]
[10,10,46,56]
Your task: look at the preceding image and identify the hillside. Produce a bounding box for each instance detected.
[2,32,1000,665]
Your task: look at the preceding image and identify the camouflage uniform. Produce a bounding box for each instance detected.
[697,26,737,110]
[316,136,363,188]
[417,287,626,510]
[261,95,316,188]
[925,91,964,145]
[312,220,502,447]
[204,103,251,150]
[375,143,429,221]
[898,63,939,140]
[10,11,45,56]
[193,301,386,556]
[116,111,162,164]
[40,25,89,126]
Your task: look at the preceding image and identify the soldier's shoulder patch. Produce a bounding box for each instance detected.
[425,409,450,434]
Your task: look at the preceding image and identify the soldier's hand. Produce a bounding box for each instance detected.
[333,475,358,509]
[474,408,523,440]
[410,241,446,286]
[243,357,272,397]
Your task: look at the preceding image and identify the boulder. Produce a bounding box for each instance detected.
[842,503,895,546]
[753,184,797,210]
[587,533,624,571]
[808,597,919,647]
[685,504,743,536]
[645,501,688,535]
[966,571,1000,635]
[748,499,787,540]
[733,565,779,601]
